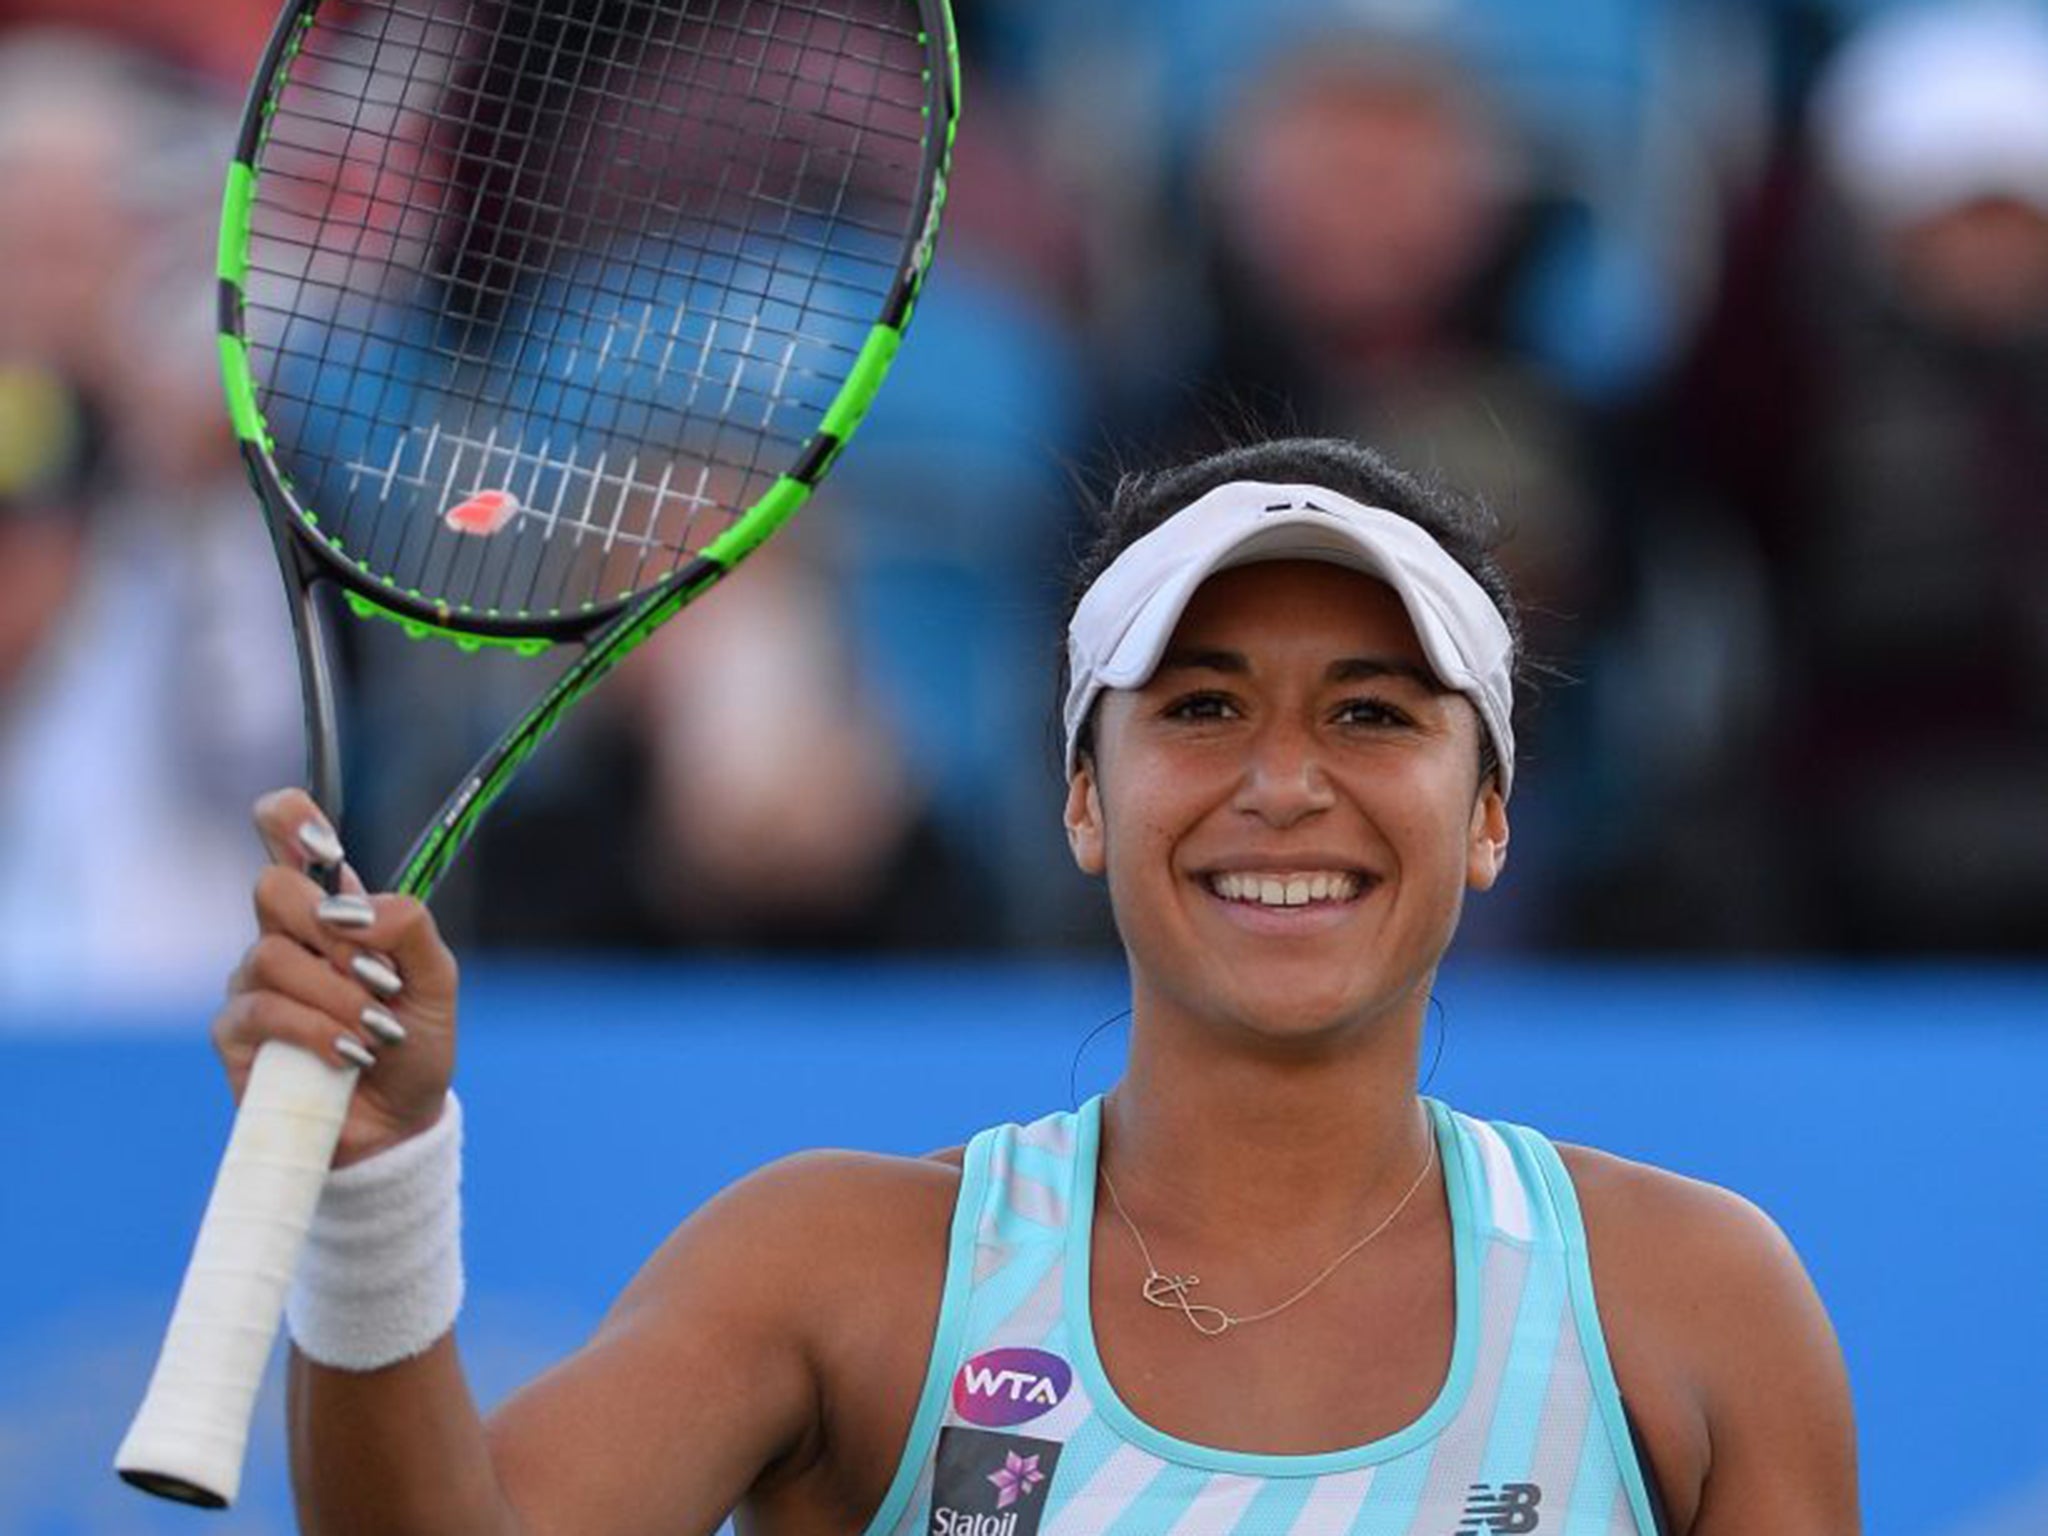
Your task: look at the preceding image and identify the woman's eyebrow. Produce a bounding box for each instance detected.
[1154,650,1449,694]
[1155,647,1248,675]
[1327,657,1451,693]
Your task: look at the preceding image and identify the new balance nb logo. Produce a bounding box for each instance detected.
[1455,1482,1542,1534]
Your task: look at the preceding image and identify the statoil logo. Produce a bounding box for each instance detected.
[929,1427,1063,1536]
[951,1348,1073,1427]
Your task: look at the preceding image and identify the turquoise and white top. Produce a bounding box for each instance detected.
[858,1098,1665,1536]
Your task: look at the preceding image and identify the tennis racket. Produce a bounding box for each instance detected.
[116,0,957,1506]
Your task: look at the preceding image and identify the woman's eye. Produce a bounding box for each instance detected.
[1165,692,1237,721]
[1336,698,1411,728]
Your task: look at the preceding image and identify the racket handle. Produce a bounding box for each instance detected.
[116,1041,357,1507]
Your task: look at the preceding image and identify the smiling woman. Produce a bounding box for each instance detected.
[199,436,1855,1536]
[1018,437,1858,1535]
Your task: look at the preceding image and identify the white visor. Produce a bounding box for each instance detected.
[1063,480,1516,797]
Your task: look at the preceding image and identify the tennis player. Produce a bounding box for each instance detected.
[218,437,1856,1535]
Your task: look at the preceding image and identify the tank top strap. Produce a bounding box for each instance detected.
[954,1108,1090,1358]
[1437,1107,1666,1532]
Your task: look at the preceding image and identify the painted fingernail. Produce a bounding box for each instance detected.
[360,1004,407,1045]
[297,819,344,866]
[316,894,376,929]
[334,1035,377,1070]
[351,954,403,997]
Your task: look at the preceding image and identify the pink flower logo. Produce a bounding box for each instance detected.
[987,1451,1045,1508]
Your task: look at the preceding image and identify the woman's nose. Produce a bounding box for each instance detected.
[1233,719,1336,826]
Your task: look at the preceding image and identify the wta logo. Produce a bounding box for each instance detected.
[951,1348,1073,1427]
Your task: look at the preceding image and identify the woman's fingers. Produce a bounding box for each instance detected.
[252,787,328,869]
[228,791,459,1164]
[214,967,387,1078]
[230,931,395,1057]
[220,885,458,1136]
[251,788,367,894]
[330,893,455,1001]
[248,812,458,1003]
[252,863,351,957]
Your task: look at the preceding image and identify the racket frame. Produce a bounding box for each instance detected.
[212,0,958,892]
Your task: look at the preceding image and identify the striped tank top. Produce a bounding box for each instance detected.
[856,1097,1664,1536]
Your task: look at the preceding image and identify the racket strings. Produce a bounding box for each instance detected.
[258,43,925,265]
[265,4,926,326]
[256,22,918,371]
[423,0,623,610]
[241,0,932,621]
[348,0,487,593]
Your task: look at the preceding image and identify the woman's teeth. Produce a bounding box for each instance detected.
[1208,871,1362,907]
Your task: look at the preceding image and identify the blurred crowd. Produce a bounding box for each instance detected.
[3,0,2046,1006]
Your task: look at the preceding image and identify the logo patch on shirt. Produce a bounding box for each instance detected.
[951,1347,1073,1427]
[930,1426,1063,1536]
[1456,1482,1543,1533]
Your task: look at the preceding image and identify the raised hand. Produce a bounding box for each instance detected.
[214,788,460,1166]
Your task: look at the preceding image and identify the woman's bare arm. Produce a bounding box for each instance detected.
[287,1153,870,1536]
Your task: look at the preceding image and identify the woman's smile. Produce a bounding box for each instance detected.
[1203,868,1372,908]
[1192,856,1384,944]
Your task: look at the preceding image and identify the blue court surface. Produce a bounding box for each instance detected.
[4,960,2043,1535]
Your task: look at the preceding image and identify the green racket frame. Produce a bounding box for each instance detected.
[215,0,961,900]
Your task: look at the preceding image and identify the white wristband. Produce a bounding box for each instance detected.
[286,1092,464,1371]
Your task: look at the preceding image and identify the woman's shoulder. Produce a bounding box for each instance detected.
[597,1146,966,1393]
[1552,1138,1829,1365]
[700,1144,967,1246]
[613,1147,964,1313]
[1552,1140,1793,1264]
[1550,1141,1856,1533]
[1510,1138,1826,1404]
[1553,1139,1848,1357]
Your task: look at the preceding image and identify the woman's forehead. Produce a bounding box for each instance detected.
[1166,560,1428,660]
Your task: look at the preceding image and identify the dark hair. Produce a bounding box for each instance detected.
[1059,436,1526,787]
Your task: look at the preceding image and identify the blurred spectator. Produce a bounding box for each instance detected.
[0,100,108,705]
[0,0,273,82]
[1006,0,1773,403]
[0,36,300,1010]
[1669,0,2048,953]
[1197,40,1612,640]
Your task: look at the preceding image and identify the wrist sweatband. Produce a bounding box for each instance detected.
[286,1092,464,1370]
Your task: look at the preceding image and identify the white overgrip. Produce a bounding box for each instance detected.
[115,1040,357,1507]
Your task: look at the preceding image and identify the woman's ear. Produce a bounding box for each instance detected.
[1065,759,1106,876]
[1466,782,1509,891]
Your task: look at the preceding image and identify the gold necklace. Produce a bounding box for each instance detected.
[1097,1109,1436,1337]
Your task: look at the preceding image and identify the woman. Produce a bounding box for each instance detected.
[219,438,1857,1534]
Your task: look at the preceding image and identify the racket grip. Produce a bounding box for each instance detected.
[116,1040,358,1507]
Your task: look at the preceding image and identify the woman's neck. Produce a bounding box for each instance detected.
[1100,989,1435,1254]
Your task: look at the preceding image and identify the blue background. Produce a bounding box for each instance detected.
[4,961,2044,1535]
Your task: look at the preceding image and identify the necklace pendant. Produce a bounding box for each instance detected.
[1142,1269,1234,1336]
[1141,1269,1198,1305]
